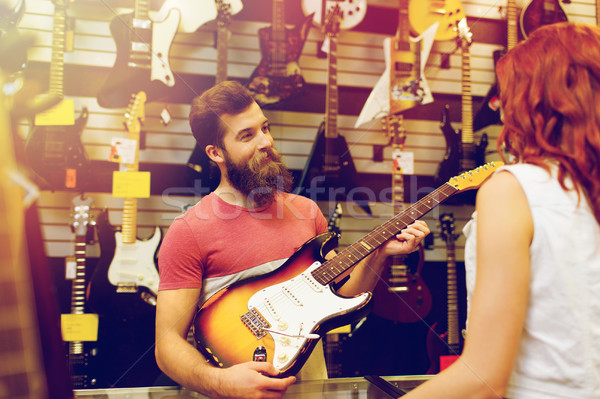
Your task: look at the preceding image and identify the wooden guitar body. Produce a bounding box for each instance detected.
[520,0,568,39]
[194,232,372,377]
[97,8,179,108]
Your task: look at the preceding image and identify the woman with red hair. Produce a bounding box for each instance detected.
[405,22,600,398]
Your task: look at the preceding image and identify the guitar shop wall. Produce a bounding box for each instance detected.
[14,0,595,388]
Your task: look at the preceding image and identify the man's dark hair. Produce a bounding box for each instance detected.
[189,80,255,153]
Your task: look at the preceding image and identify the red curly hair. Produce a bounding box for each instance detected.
[496,22,600,224]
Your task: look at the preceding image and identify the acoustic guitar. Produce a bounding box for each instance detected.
[24,0,90,192]
[295,5,372,216]
[88,92,162,317]
[426,213,463,373]
[97,0,180,108]
[247,0,313,106]
[194,162,503,377]
[371,115,432,323]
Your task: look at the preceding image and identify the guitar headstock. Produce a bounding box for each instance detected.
[124,91,146,135]
[215,0,232,28]
[71,195,93,237]
[324,4,342,36]
[384,114,406,148]
[439,213,459,244]
[448,161,504,191]
[456,18,473,50]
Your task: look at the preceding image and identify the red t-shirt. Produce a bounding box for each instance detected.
[158,192,328,305]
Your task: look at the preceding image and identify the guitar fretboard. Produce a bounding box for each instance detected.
[325,33,338,140]
[445,237,460,348]
[313,182,458,285]
[49,1,66,96]
[460,43,473,146]
[507,0,518,50]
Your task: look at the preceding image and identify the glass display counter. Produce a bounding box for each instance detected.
[74,375,432,398]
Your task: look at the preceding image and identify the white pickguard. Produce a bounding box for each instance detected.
[155,0,243,33]
[107,226,161,296]
[151,7,180,87]
[247,261,370,371]
[354,22,438,128]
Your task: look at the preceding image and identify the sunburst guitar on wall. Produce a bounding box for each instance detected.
[194,162,503,378]
[97,0,180,108]
[247,0,314,106]
[87,92,162,317]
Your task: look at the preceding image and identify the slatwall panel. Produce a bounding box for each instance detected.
[16,0,597,261]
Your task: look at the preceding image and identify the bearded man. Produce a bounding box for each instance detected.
[155,81,430,399]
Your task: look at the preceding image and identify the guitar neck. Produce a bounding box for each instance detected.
[270,0,287,76]
[70,234,87,314]
[461,44,473,145]
[134,0,150,21]
[325,33,339,140]
[314,182,459,285]
[445,241,460,347]
[216,24,228,84]
[50,1,67,96]
[507,0,518,50]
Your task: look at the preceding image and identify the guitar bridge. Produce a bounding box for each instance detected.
[240,308,271,339]
[116,283,138,293]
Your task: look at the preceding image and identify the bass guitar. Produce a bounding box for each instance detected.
[247,0,313,106]
[97,0,180,108]
[24,0,90,192]
[295,5,372,216]
[371,115,432,323]
[66,195,98,388]
[520,0,568,39]
[427,213,463,373]
[436,19,488,187]
[194,162,503,377]
[87,92,162,317]
[186,0,233,192]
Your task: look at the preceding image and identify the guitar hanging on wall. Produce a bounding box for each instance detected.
[194,162,502,378]
[436,19,488,189]
[97,0,180,108]
[247,0,314,106]
[186,0,233,192]
[295,5,372,216]
[87,92,162,317]
[427,212,463,373]
[24,0,90,192]
[302,0,366,31]
[408,0,466,41]
[371,115,432,323]
[520,0,568,39]
[66,195,98,389]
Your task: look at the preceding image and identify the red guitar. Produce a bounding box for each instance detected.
[426,213,463,373]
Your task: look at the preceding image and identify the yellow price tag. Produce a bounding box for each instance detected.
[34,98,75,126]
[61,313,99,342]
[112,171,151,198]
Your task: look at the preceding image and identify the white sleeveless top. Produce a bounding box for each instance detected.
[463,163,600,398]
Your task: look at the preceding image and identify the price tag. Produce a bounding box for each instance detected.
[112,171,151,198]
[109,138,137,164]
[61,313,99,341]
[392,150,414,175]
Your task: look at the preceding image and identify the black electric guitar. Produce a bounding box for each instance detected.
[24,0,90,191]
[520,0,568,39]
[66,195,98,388]
[247,0,313,106]
[194,162,502,378]
[88,93,162,317]
[427,213,463,373]
[372,115,432,323]
[97,0,180,108]
[436,19,488,186]
[296,5,372,216]
[186,0,232,191]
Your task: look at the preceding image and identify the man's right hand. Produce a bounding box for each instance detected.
[208,361,296,399]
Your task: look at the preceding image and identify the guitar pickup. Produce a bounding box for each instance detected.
[116,283,138,293]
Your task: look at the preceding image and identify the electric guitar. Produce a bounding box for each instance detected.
[88,92,162,317]
[302,0,366,30]
[186,0,232,191]
[426,213,463,373]
[296,5,372,216]
[436,19,488,186]
[520,0,568,39]
[408,0,466,41]
[247,0,313,106]
[194,162,503,377]
[97,0,180,108]
[66,195,98,388]
[371,115,432,323]
[24,0,90,191]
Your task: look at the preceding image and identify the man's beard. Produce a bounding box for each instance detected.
[224,148,293,207]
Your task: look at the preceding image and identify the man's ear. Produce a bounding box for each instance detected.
[205,145,224,164]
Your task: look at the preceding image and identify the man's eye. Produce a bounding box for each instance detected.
[262,124,271,133]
